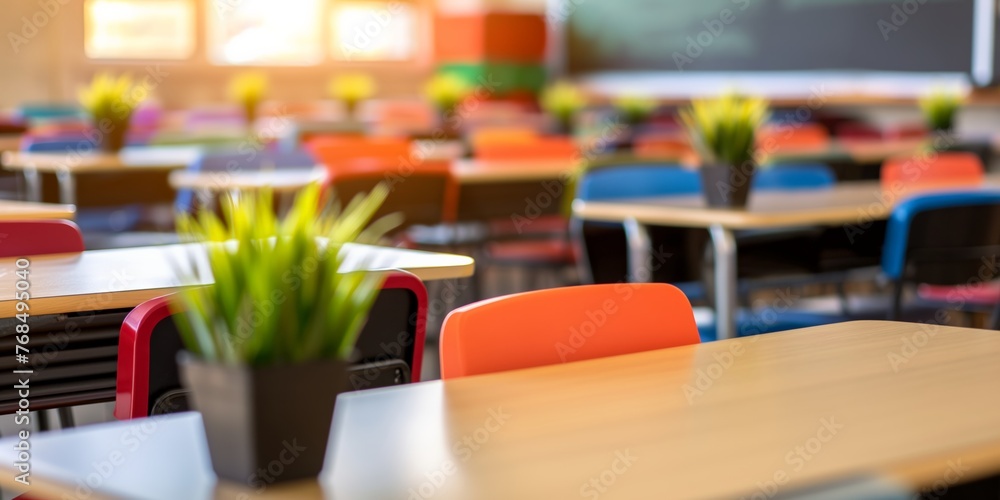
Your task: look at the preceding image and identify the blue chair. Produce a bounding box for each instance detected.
[22,136,97,153]
[16,104,85,123]
[175,149,318,213]
[754,164,836,191]
[572,161,704,296]
[881,191,1000,326]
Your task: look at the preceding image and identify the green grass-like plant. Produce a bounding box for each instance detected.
[613,94,658,125]
[170,183,400,366]
[680,94,769,168]
[919,89,962,132]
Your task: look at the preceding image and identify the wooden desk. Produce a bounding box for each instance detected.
[573,174,1000,340]
[0,200,75,221]
[3,321,999,499]
[0,243,474,318]
[1,146,202,204]
[0,134,21,153]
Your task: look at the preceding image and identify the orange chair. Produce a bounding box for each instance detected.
[307,136,413,166]
[439,283,699,378]
[468,126,539,149]
[880,152,984,193]
[632,132,696,162]
[473,137,579,161]
[757,123,830,155]
[325,158,458,228]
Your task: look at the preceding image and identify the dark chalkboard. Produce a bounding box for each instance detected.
[565,0,977,74]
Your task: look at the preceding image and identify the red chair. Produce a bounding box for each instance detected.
[440,283,699,378]
[880,152,984,193]
[115,270,428,419]
[0,220,84,257]
[0,221,83,437]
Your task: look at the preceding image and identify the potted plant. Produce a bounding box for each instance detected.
[171,184,398,487]
[919,89,962,134]
[540,81,587,135]
[78,73,144,152]
[613,94,658,127]
[329,72,376,121]
[227,72,268,128]
[424,73,471,132]
[680,94,769,208]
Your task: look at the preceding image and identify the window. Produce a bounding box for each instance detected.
[331,2,418,61]
[84,0,195,59]
[207,0,324,65]
[84,0,422,64]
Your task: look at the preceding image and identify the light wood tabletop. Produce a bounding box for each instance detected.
[2,321,999,499]
[0,200,75,221]
[1,146,202,174]
[166,160,581,192]
[0,243,474,318]
[574,173,1000,230]
[168,168,326,192]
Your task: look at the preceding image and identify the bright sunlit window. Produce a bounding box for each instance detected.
[207,0,324,65]
[84,0,195,59]
[331,2,417,61]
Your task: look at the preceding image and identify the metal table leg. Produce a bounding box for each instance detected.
[709,224,738,340]
[55,170,76,205]
[23,168,41,202]
[624,217,652,282]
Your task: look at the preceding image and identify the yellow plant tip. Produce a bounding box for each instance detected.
[228,72,269,104]
[329,73,376,103]
[424,74,472,110]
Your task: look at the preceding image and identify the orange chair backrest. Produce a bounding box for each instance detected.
[633,133,695,161]
[757,123,830,154]
[473,137,579,161]
[440,283,699,379]
[308,136,413,170]
[326,158,458,225]
[881,152,984,193]
[468,126,539,149]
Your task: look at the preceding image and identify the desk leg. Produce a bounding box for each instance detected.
[55,171,76,205]
[709,224,738,340]
[23,168,41,202]
[624,217,652,282]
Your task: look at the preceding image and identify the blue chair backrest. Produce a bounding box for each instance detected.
[754,164,835,191]
[577,164,701,201]
[175,149,318,212]
[22,137,97,153]
[17,104,84,122]
[882,190,1000,281]
[192,149,316,173]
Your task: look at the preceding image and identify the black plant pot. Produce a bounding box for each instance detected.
[178,353,349,487]
[699,163,756,209]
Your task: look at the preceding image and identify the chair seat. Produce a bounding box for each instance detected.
[486,238,576,265]
[918,282,1000,304]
